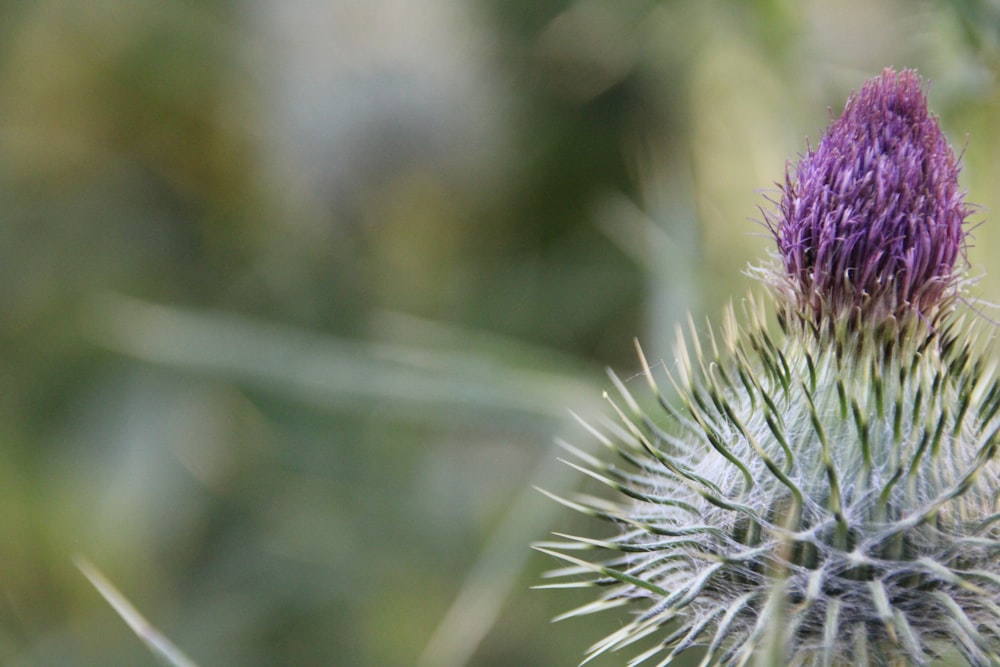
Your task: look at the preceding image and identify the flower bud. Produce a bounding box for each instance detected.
[769,68,969,328]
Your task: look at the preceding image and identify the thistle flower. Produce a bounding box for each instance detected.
[767,68,970,328]
[537,70,1000,666]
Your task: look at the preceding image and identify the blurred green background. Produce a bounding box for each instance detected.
[1,1,999,665]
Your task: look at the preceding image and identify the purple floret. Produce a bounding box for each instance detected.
[769,68,969,323]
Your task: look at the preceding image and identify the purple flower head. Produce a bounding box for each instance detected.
[769,68,969,326]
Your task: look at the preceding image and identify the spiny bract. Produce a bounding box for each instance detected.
[537,70,1000,667]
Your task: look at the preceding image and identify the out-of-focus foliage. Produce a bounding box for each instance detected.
[0,1,997,665]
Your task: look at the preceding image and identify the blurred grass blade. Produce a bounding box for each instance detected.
[74,555,201,667]
[83,293,596,425]
[417,440,587,667]
[85,293,607,667]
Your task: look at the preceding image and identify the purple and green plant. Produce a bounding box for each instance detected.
[537,69,1000,666]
